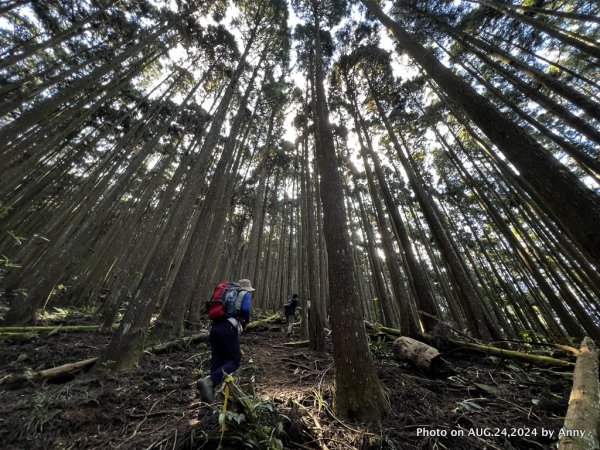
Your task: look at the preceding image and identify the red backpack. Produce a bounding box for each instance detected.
[207,281,242,321]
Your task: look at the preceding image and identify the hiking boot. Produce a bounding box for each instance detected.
[196,376,215,403]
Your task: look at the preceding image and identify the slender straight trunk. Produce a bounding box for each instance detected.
[465,0,600,59]
[1,51,192,188]
[1,65,184,216]
[441,135,585,338]
[478,29,600,93]
[97,145,193,329]
[460,205,538,335]
[434,193,508,338]
[0,57,156,183]
[361,0,600,269]
[464,0,600,24]
[438,50,600,181]
[3,73,178,260]
[244,112,275,282]
[0,48,106,116]
[94,40,254,367]
[188,127,250,314]
[174,59,265,332]
[302,137,326,351]
[0,5,110,70]
[439,92,600,302]
[259,201,277,308]
[277,197,290,317]
[363,170,417,335]
[314,163,329,322]
[2,125,165,324]
[343,73,418,335]
[356,194,396,326]
[309,0,387,421]
[368,80,495,340]
[448,34,600,147]
[0,24,172,148]
[368,146,438,333]
[424,9,600,122]
[441,103,600,331]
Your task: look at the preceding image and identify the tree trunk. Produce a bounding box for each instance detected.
[361,0,600,270]
[302,135,326,351]
[309,0,387,421]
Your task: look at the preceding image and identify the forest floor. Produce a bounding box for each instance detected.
[0,311,574,449]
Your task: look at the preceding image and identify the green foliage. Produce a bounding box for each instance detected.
[39,306,97,321]
[0,255,21,269]
[518,328,546,343]
[456,6,501,32]
[292,0,348,28]
[218,395,289,449]
[7,231,27,245]
[0,203,9,219]
[0,204,23,270]
[369,335,395,361]
[18,390,53,437]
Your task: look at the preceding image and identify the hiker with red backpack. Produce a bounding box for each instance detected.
[197,278,254,402]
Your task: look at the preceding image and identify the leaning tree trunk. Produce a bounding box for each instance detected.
[361,0,600,270]
[468,0,600,59]
[94,43,252,369]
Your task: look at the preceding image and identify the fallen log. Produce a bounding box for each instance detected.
[365,321,402,337]
[448,340,575,368]
[245,313,282,331]
[283,340,309,348]
[365,321,575,368]
[558,337,600,450]
[38,357,99,379]
[8,331,211,384]
[146,332,209,354]
[392,336,453,376]
[0,325,101,333]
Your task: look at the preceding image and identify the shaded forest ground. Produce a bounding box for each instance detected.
[0,311,573,449]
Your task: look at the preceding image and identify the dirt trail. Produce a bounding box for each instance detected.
[243,328,333,401]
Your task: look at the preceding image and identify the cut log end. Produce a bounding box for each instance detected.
[392,336,453,377]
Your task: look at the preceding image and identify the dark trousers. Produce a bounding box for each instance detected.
[209,319,240,386]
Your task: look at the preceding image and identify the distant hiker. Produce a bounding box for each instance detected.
[284,293,300,339]
[197,278,254,402]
